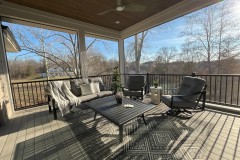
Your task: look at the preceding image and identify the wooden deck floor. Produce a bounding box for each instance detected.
[0,102,240,160]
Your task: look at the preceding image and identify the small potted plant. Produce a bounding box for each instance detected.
[111,67,123,104]
[153,79,159,88]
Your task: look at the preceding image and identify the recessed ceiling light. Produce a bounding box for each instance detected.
[115,21,120,24]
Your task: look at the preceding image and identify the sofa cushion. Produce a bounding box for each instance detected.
[80,84,94,96]
[91,82,100,93]
[70,78,89,96]
[89,77,105,91]
[97,91,113,98]
[79,94,98,102]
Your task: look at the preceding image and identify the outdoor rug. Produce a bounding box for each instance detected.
[62,98,220,160]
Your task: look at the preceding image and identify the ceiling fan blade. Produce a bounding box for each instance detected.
[97,9,113,16]
[125,4,146,12]
[117,0,123,6]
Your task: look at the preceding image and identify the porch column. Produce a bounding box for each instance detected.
[0,21,14,124]
[118,39,125,86]
[78,30,87,78]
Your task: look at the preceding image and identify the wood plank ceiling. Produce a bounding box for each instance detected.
[5,0,183,31]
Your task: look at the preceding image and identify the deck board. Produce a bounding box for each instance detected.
[0,102,239,160]
[0,111,24,160]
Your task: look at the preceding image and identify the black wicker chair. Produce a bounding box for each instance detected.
[161,76,207,118]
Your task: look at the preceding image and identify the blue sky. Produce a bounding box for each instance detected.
[5,0,239,63]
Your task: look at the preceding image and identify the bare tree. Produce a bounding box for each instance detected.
[156,46,177,73]
[125,30,148,74]
[9,25,82,78]
[181,0,240,74]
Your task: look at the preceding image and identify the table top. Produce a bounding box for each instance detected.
[86,96,156,126]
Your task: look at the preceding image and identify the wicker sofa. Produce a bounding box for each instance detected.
[46,77,113,119]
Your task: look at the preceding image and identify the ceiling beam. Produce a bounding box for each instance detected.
[120,0,220,39]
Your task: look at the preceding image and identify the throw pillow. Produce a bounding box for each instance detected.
[70,78,89,96]
[89,77,105,91]
[90,82,100,93]
[80,84,94,96]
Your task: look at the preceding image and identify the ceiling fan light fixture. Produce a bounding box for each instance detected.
[115,20,120,24]
[116,6,125,11]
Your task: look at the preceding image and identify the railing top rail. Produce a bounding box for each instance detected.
[123,73,240,76]
[11,74,113,84]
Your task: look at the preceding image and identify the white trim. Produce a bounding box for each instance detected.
[0,1,121,39]
[120,0,220,39]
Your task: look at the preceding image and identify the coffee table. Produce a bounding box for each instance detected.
[86,96,156,142]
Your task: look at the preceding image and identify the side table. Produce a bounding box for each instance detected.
[150,87,162,104]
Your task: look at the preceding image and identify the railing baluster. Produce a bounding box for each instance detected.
[209,76,212,101]
[237,76,240,106]
[35,82,39,105]
[17,84,22,109]
[214,76,217,102]
[39,81,43,104]
[225,76,228,104]
[220,76,222,103]
[31,82,35,106]
[22,83,27,108]
[231,76,234,105]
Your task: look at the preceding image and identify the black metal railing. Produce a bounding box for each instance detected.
[11,75,113,110]
[11,73,240,110]
[123,73,240,108]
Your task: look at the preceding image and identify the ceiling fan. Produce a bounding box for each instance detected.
[97,0,146,16]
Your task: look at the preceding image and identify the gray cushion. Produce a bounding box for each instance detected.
[128,76,145,91]
[178,76,206,101]
[70,78,89,96]
[97,91,113,98]
[79,94,98,102]
[161,95,196,109]
[80,84,94,96]
[89,77,105,91]
[123,88,143,97]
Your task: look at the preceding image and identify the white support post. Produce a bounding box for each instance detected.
[118,39,125,86]
[78,30,87,78]
[0,21,14,121]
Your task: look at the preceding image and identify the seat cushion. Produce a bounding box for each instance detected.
[79,94,98,102]
[161,95,196,109]
[97,91,113,98]
[123,88,143,97]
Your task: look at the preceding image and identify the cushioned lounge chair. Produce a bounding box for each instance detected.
[161,76,207,118]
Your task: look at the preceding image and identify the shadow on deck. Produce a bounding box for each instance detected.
[0,99,239,160]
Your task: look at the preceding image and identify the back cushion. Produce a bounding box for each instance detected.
[80,84,94,96]
[89,77,105,91]
[70,78,89,96]
[178,76,206,101]
[128,76,145,91]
